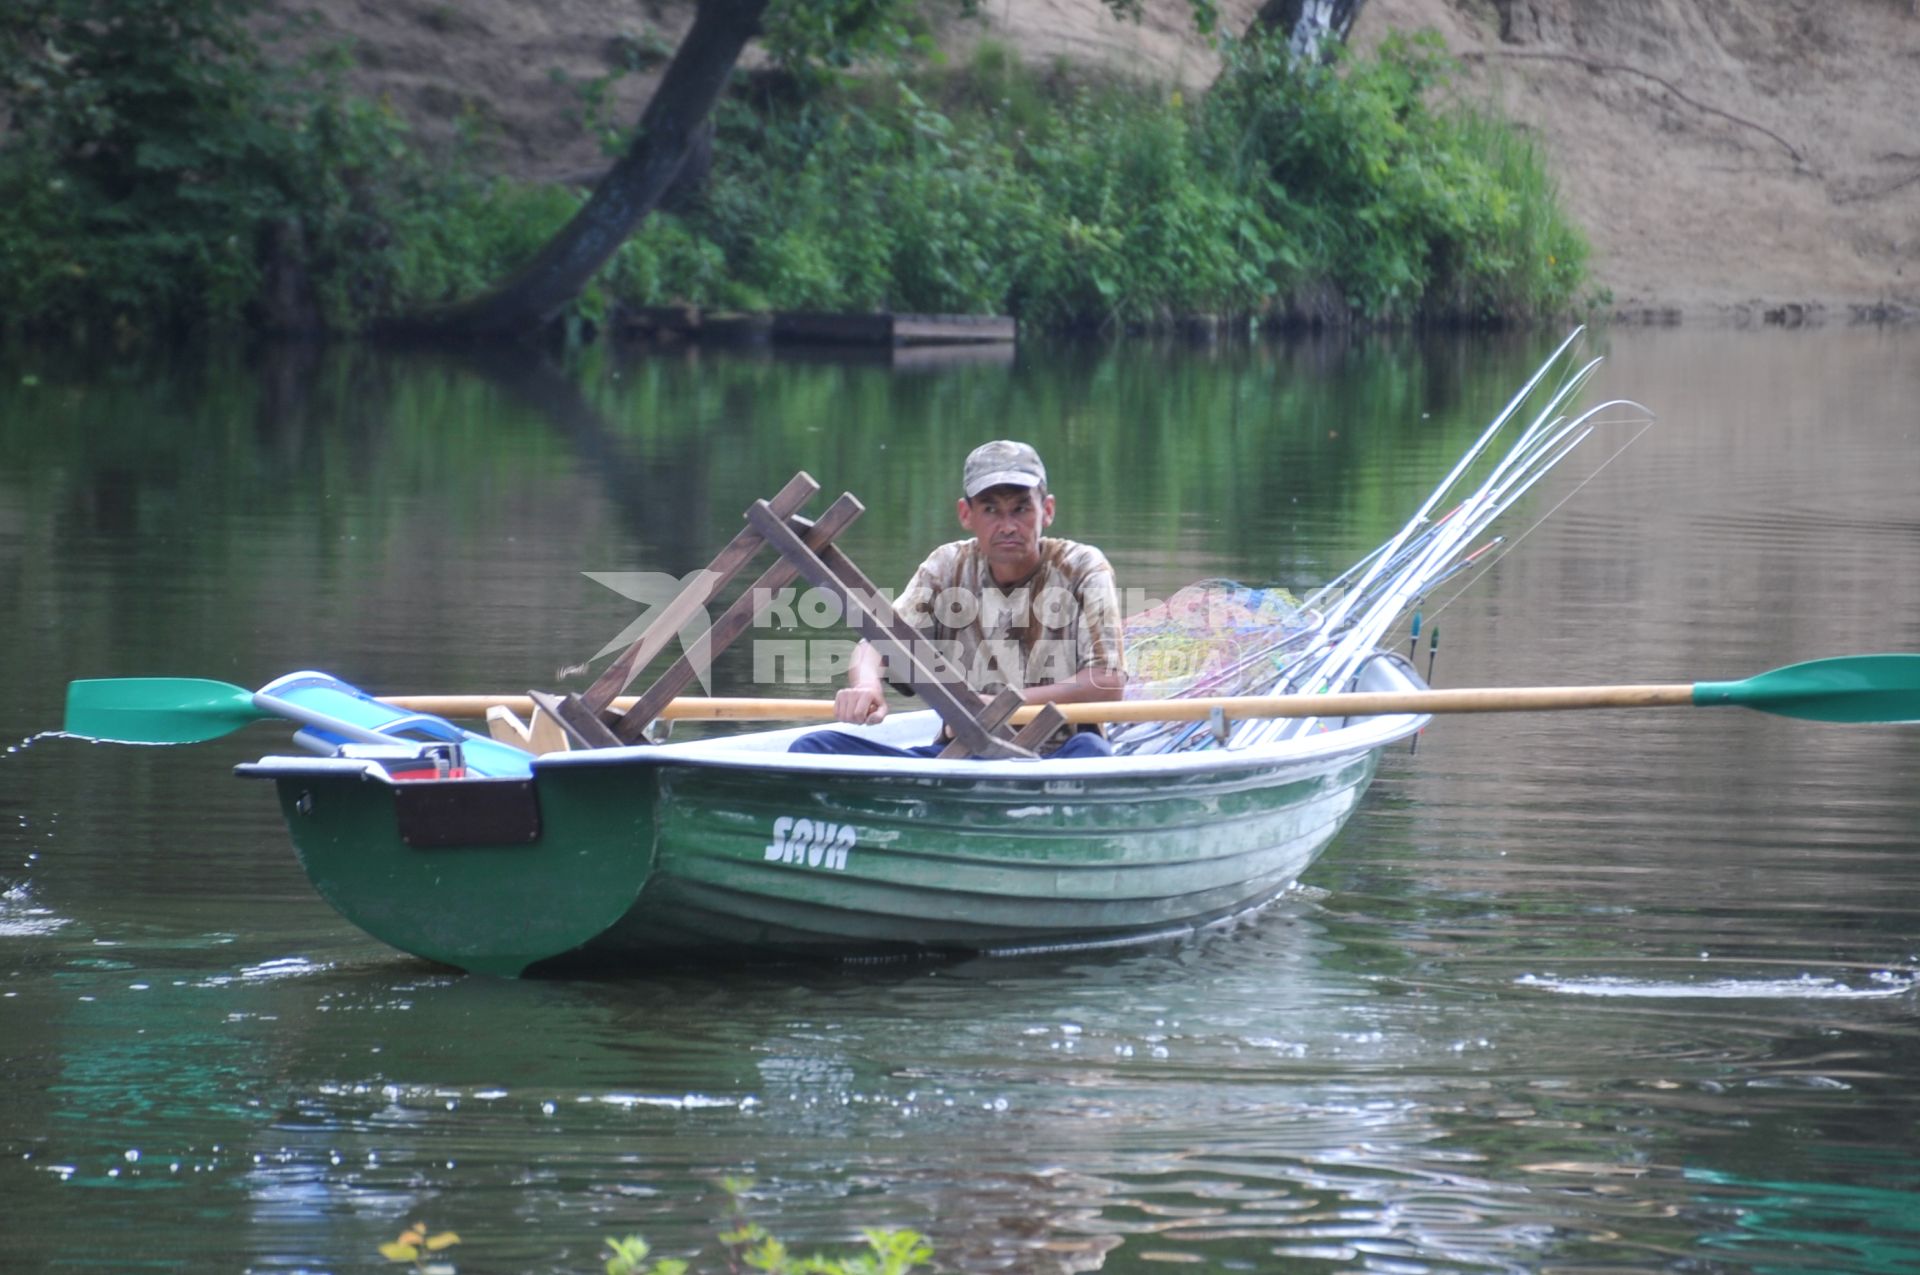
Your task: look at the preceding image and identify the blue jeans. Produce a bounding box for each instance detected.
[787,729,1113,760]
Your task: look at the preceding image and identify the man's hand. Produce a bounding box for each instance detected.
[835,681,888,725]
[834,641,891,724]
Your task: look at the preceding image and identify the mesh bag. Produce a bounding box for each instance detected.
[1111,581,1325,754]
[1122,580,1317,701]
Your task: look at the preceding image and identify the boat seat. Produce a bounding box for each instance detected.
[258,670,534,778]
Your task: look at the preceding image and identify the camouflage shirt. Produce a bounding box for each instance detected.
[893,538,1124,743]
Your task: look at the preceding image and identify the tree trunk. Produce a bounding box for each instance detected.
[401,0,770,339]
[1249,0,1369,62]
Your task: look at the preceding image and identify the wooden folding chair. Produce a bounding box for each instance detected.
[532,473,1049,759]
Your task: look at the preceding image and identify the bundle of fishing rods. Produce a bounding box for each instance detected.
[1111,329,1652,756]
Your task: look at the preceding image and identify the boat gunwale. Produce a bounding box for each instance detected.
[534,710,1422,782]
[235,710,1426,786]
[536,655,1433,784]
[235,658,1430,786]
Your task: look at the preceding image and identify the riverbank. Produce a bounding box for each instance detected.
[277,0,1919,326]
[0,6,1587,340]
[9,1,1912,338]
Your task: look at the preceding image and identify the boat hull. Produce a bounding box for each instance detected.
[588,749,1378,963]
[247,660,1429,975]
[254,738,1398,976]
[264,762,657,976]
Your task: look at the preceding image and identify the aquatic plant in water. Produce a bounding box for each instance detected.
[374,1179,933,1275]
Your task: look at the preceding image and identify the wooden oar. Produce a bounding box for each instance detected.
[393,655,1920,727]
[62,655,1920,745]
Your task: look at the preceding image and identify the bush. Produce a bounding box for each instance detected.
[0,0,395,334]
[0,4,1589,338]
[646,31,1588,329]
[1202,30,1587,320]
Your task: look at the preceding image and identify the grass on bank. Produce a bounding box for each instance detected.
[0,0,1590,340]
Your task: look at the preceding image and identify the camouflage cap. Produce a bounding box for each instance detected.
[962,440,1047,498]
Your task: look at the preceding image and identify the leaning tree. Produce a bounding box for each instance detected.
[406,0,1367,340]
[405,0,772,338]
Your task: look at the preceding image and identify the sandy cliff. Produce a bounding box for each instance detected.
[281,0,1920,322]
[1357,0,1920,322]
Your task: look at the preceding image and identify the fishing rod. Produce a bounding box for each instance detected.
[1119,340,1647,754]
[1403,536,1505,606]
[1301,393,1622,687]
[1309,329,1590,642]
[1289,393,1607,681]
[1247,390,1633,747]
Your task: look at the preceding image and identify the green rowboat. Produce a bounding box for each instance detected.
[236,658,1431,976]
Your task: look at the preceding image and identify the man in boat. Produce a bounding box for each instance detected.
[789,439,1125,759]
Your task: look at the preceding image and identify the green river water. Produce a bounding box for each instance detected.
[2,327,1918,1272]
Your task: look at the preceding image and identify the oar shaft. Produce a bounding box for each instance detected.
[1049,685,1697,723]
[383,685,1701,726]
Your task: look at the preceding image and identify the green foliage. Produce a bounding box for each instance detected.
[604,1233,689,1275]
[1202,30,1588,320]
[378,1221,461,1273]
[604,30,1588,328]
[1009,81,1282,327]
[1444,106,1590,316]
[363,1180,930,1275]
[0,0,417,335]
[0,0,1589,339]
[386,177,580,312]
[698,1177,932,1275]
[761,0,939,83]
[600,1225,929,1275]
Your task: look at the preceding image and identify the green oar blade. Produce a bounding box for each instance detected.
[64,677,266,744]
[1693,654,1920,724]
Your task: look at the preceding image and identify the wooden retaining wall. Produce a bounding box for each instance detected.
[616,307,1016,347]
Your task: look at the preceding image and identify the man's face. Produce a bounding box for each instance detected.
[958,484,1055,580]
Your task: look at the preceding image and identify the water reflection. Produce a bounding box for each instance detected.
[1687,1166,1920,1274]
[2,328,1919,1272]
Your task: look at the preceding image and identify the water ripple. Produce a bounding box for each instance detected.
[1514,971,1917,999]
